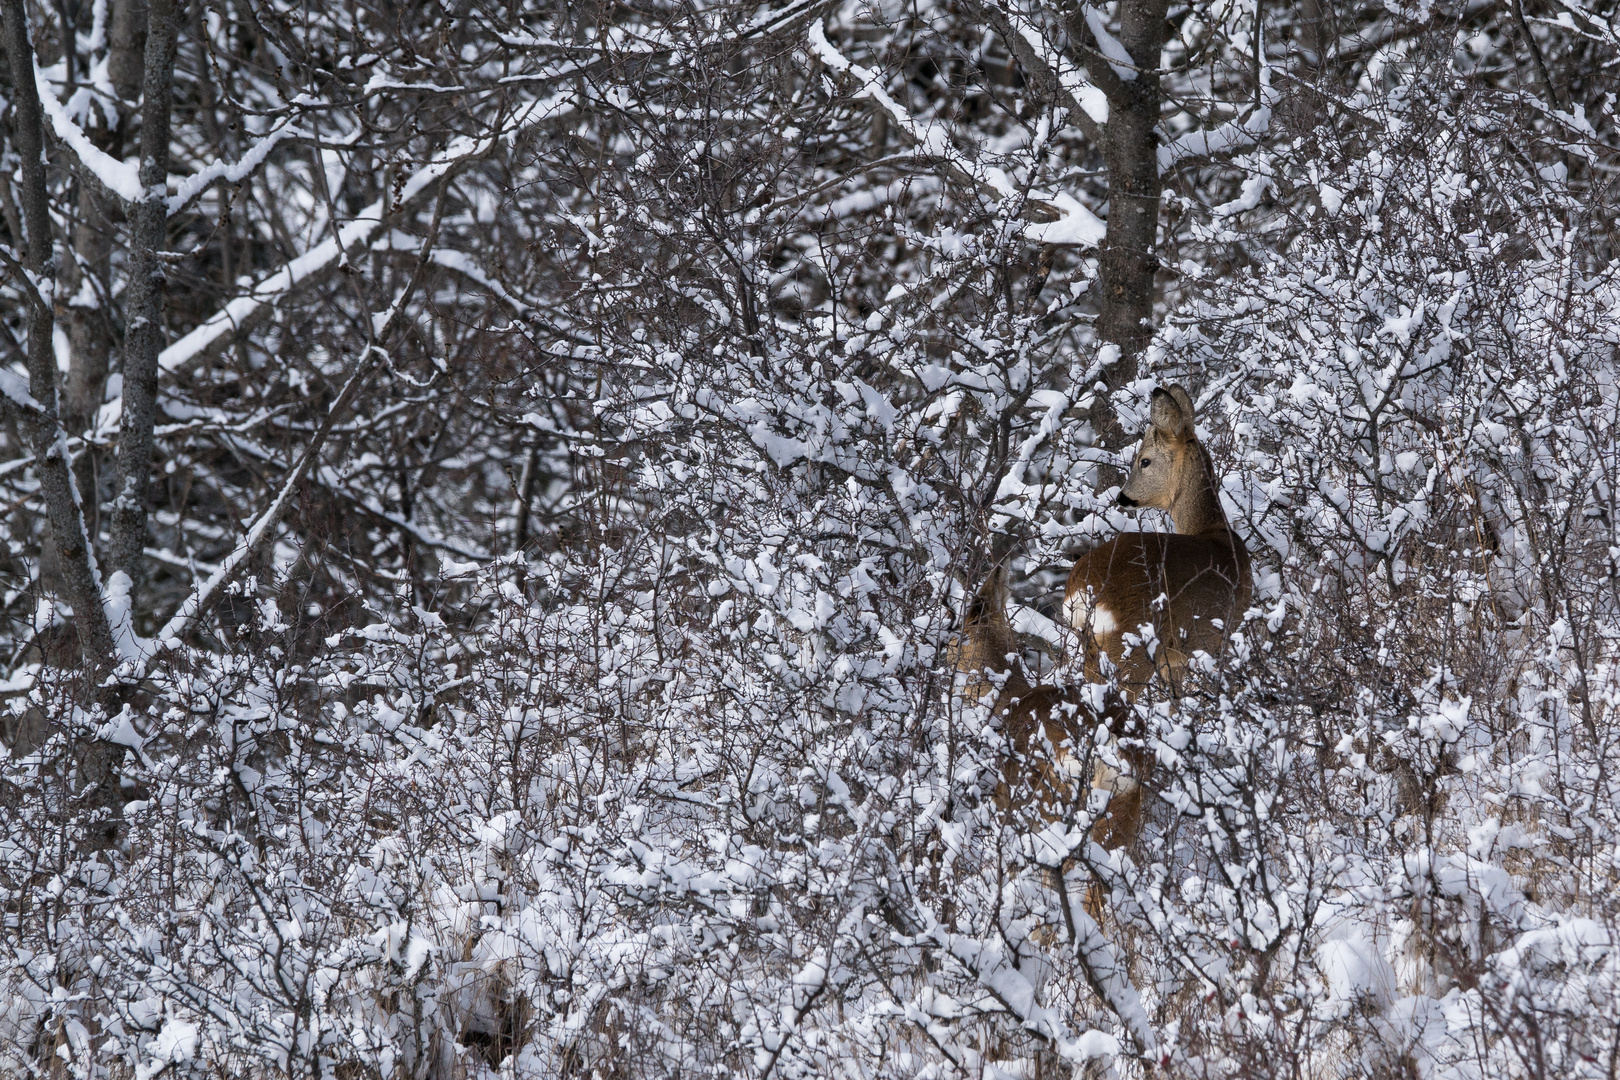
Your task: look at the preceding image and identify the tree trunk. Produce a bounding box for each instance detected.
[978,0,1169,447]
[107,0,181,595]
[1,0,117,670]
[107,0,148,99]
[1093,0,1170,407]
[62,0,143,595]
[63,185,112,546]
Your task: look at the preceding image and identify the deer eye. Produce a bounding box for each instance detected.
[1139,457,1152,467]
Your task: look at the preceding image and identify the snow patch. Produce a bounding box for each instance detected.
[1024,191,1106,248]
[1317,933,1396,1010]
[1084,5,1138,82]
[36,64,141,203]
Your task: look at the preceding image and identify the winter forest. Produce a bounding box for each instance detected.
[2,0,1619,1075]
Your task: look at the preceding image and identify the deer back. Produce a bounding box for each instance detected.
[1065,530,1251,688]
[952,571,1090,816]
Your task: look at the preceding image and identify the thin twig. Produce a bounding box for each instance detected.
[139,180,451,666]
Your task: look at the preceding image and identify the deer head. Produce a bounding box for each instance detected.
[1116,385,1230,540]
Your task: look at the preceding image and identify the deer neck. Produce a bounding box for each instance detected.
[958,571,1034,700]
[968,611,1017,673]
[1169,442,1230,537]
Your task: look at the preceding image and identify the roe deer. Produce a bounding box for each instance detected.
[1064,384,1251,847]
[953,567,1089,820]
[957,385,1252,852]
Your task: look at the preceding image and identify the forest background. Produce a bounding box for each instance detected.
[2,0,1619,1076]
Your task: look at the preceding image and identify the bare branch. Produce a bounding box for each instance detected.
[143,180,451,662]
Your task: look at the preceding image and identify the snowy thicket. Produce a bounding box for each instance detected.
[2,0,1618,1077]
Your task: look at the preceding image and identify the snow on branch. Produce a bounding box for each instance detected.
[808,18,1094,233]
[144,183,451,662]
[0,243,51,326]
[422,245,597,349]
[160,415,492,563]
[1062,876,1158,1062]
[1159,77,1277,170]
[744,0,830,37]
[970,0,1107,153]
[1023,191,1107,248]
[158,91,575,376]
[1001,4,1109,127]
[166,121,309,215]
[0,366,46,416]
[141,351,380,663]
[35,62,141,204]
[1083,5,1138,82]
[929,922,1124,1066]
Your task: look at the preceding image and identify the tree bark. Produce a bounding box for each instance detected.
[1,0,117,669]
[977,0,1170,443]
[107,0,181,594]
[107,0,148,100]
[63,199,113,437]
[969,1,1103,146]
[62,0,143,578]
[63,183,113,545]
[1091,0,1171,396]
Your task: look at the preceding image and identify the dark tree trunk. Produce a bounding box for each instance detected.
[1093,0,1171,408]
[64,183,113,546]
[1,0,117,670]
[107,0,149,99]
[63,0,144,578]
[978,0,1170,449]
[107,0,182,594]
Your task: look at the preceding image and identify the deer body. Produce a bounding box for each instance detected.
[954,569,1089,819]
[957,386,1252,852]
[1065,531,1250,689]
[1065,386,1251,692]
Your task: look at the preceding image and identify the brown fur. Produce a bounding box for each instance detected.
[950,568,1026,701]
[953,568,1091,820]
[958,386,1252,857]
[1066,528,1251,692]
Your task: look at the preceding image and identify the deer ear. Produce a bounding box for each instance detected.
[965,565,1009,627]
[1149,387,1190,439]
[1167,385,1196,424]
